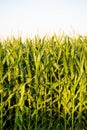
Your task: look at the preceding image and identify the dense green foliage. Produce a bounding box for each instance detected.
[0,35,87,130]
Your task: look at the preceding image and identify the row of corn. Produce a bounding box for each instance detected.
[0,35,87,130]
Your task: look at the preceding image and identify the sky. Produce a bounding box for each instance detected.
[0,0,87,39]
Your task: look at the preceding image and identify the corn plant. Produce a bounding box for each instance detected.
[0,35,87,130]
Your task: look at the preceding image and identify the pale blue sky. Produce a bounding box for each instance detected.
[0,0,87,39]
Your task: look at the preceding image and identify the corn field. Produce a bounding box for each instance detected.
[0,35,87,130]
